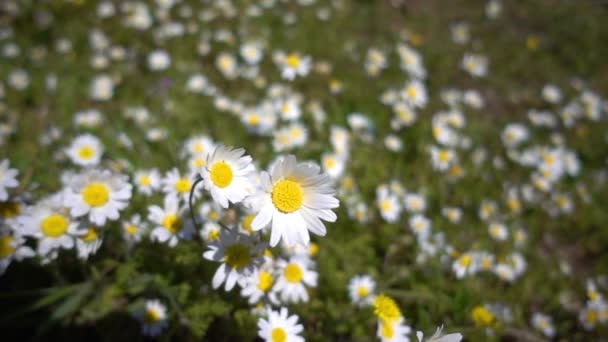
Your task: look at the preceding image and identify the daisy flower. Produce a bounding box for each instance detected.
[76,226,103,260]
[273,256,318,303]
[200,221,222,243]
[203,229,265,291]
[184,135,215,157]
[240,266,277,304]
[65,134,104,167]
[377,191,402,223]
[148,50,171,71]
[216,52,238,79]
[0,226,35,275]
[280,52,311,80]
[251,155,339,247]
[200,145,255,209]
[0,159,19,201]
[18,195,81,256]
[148,195,194,247]
[321,152,345,179]
[122,214,146,245]
[401,80,428,108]
[462,53,488,78]
[89,74,114,101]
[199,201,224,223]
[64,169,132,226]
[348,275,376,307]
[430,146,455,171]
[134,169,161,196]
[452,253,476,279]
[162,168,200,203]
[136,299,169,337]
[531,312,555,338]
[240,42,264,65]
[258,307,304,342]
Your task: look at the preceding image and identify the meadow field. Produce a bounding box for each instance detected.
[1,0,608,341]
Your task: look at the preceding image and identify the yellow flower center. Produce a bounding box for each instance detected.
[286,54,300,68]
[139,175,151,186]
[373,294,401,323]
[471,306,495,327]
[324,157,336,169]
[210,162,233,188]
[208,228,220,241]
[309,242,319,256]
[357,286,370,298]
[271,327,287,342]
[438,150,450,162]
[175,178,192,193]
[381,320,395,338]
[82,227,99,242]
[284,263,304,283]
[242,214,255,233]
[162,214,182,234]
[407,88,417,100]
[586,309,598,324]
[194,143,205,154]
[82,183,110,207]
[194,157,206,168]
[459,254,472,267]
[144,308,161,324]
[78,146,95,160]
[41,214,69,237]
[125,224,138,235]
[0,236,15,258]
[224,244,251,269]
[0,201,21,218]
[247,114,261,126]
[258,271,273,292]
[290,128,302,138]
[272,179,303,213]
[380,199,392,211]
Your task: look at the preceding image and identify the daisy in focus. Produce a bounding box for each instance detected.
[251,155,339,247]
[200,145,255,209]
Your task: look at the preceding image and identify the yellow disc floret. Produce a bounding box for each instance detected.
[82,183,110,207]
[271,327,287,342]
[175,178,192,193]
[224,244,251,269]
[284,263,304,283]
[78,146,95,160]
[162,214,182,234]
[272,179,303,213]
[41,214,69,237]
[258,271,273,292]
[210,162,233,188]
[0,236,15,258]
